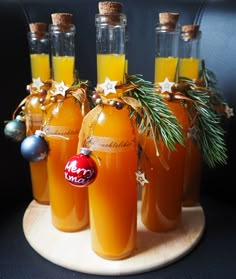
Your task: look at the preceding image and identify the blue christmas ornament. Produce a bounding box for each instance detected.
[4,115,26,142]
[20,130,49,162]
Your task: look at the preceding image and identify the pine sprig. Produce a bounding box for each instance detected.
[186,84,227,167]
[199,60,228,114]
[125,74,184,151]
[179,61,228,168]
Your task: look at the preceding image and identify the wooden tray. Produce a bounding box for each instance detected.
[23,200,205,276]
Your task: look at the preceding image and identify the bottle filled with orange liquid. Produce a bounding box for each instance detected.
[43,13,89,232]
[140,12,189,232]
[179,24,202,206]
[24,22,50,204]
[77,2,138,260]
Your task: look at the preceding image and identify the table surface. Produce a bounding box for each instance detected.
[22,200,205,276]
[1,194,236,279]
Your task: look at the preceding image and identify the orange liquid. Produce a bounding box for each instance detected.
[26,96,49,204]
[77,53,138,259]
[141,56,189,232]
[179,57,202,206]
[125,59,128,74]
[45,97,89,232]
[182,138,202,206]
[78,105,138,259]
[97,54,125,88]
[26,54,50,204]
[30,53,50,82]
[179,58,199,79]
[154,57,179,84]
[52,56,75,86]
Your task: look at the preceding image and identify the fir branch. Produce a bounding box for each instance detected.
[186,86,227,167]
[125,74,184,151]
[179,65,228,168]
[199,60,228,112]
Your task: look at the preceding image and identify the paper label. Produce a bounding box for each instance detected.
[85,135,134,153]
[44,126,80,137]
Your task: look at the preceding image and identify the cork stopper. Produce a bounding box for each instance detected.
[98,1,123,14]
[181,24,199,40]
[29,22,47,37]
[97,1,124,25]
[51,13,72,25]
[159,12,179,30]
[51,13,73,31]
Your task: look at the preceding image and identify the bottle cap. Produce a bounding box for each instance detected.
[181,24,199,40]
[98,1,123,14]
[51,13,73,31]
[29,22,47,38]
[97,1,125,25]
[159,12,179,31]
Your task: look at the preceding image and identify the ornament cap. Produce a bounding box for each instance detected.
[15,114,25,122]
[80,147,92,156]
[35,130,46,138]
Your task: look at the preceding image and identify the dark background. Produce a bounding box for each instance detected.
[0,0,236,278]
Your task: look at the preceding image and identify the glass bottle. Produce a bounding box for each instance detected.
[77,1,138,260]
[24,22,50,204]
[43,13,89,232]
[140,12,189,232]
[50,13,76,86]
[179,24,202,206]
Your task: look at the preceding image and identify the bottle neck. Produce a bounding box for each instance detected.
[154,23,180,84]
[155,23,180,58]
[180,31,201,59]
[49,24,75,56]
[28,31,50,82]
[179,29,201,80]
[95,13,127,54]
[49,24,76,86]
[28,31,49,54]
[95,13,127,94]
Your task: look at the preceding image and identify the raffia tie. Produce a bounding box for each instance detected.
[155,83,199,129]
[41,84,88,116]
[96,83,162,158]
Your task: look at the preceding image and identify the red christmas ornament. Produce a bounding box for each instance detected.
[64,147,97,187]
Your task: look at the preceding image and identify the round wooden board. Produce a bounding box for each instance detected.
[23,200,205,276]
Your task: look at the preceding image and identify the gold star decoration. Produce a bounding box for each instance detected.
[99,77,117,96]
[32,77,44,90]
[136,171,149,186]
[55,81,69,97]
[159,77,175,93]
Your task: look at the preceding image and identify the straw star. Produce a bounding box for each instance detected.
[55,81,69,96]
[32,77,44,90]
[38,151,48,160]
[159,77,175,93]
[225,105,234,118]
[188,125,199,141]
[136,171,149,187]
[99,77,117,96]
